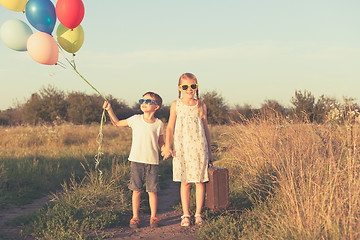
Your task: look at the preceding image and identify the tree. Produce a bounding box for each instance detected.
[230,103,256,123]
[66,93,132,124]
[201,91,229,124]
[23,85,67,125]
[155,105,170,123]
[261,99,286,117]
[313,95,337,123]
[106,96,135,121]
[0,107,23,126]
[290,90,315,122]
[66,92,102,124]
[0,110,9,125]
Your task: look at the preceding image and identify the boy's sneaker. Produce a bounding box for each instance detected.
[129,217,140,229]
[150,217,160,228]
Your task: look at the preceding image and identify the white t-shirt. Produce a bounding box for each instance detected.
[127,114,164,165]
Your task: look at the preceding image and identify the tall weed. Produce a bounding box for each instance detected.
[199,114,360,239]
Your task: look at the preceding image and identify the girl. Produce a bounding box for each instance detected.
[162,73,212,227]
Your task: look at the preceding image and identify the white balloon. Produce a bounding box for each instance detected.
[0,19,33,51]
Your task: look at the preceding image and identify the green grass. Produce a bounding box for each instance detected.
[0,155,89,207]
[22,165,131,239]
[17,156,174,239]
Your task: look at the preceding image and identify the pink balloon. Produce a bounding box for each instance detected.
[27,32,59,65]
[56,0,85,30]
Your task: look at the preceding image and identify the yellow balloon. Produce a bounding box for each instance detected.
[0,0,27,12]
[56,24,84,54]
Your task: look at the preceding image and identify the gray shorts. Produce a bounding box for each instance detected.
[128,162,160,193]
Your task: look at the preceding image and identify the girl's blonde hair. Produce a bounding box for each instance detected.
[178,73,204,118]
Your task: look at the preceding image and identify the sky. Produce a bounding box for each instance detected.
[0,0,359,110]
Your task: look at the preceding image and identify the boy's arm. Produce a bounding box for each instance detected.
[158,134,165,150]
[103,101,129,127]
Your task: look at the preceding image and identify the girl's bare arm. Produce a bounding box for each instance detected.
[201,103,213,163]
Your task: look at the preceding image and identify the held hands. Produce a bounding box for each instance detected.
[161,145,173,160]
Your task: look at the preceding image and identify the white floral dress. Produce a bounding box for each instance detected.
[173,99,209,183]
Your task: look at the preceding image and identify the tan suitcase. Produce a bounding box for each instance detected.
[205,166,230,210]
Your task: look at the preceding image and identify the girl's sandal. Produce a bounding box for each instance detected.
[181,215,191,227]
[194,214,204,226]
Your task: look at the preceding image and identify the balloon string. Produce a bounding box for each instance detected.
[56,61,66,69]
[57,44,108,102]
[64,57,108,102]
[57,45,108,180]
[94,109,106,182]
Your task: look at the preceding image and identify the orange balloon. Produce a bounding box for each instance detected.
[27,32,59,65]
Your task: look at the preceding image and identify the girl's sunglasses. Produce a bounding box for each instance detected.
[180,84,198,91]
[138,99,158,105]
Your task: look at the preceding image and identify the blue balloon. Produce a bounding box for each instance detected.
[25,0,56,34]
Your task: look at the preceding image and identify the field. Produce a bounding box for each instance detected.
[199,116,360,240]
[0,124,136,239]
[0,123,132,206]
[1,116,360,239]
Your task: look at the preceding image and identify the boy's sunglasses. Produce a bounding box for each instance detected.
[138,99,158,105]
[180,84,198,91]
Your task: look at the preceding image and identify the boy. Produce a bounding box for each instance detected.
[103,92,164,229]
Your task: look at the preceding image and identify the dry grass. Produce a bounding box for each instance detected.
[0,123,132,158]
[2,118,360,239]
[0,123,133,207]
[214,115,360,239]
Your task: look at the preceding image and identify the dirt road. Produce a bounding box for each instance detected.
[0,195,52,240]
[104,180,199,240]
[0,180,199,240]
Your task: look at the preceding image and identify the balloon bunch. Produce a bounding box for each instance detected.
[1,0,106,180]
[0,0,85,65]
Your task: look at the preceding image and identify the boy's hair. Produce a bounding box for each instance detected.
[143,92,163,108]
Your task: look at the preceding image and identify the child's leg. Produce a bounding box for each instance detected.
[145,164,160,220]
[195,182,205,216]
[129,162,145,220]
[148,192,158,218]
[180,182,191,216]
[132,190,141,219]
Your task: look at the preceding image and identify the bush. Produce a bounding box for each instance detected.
[202,91,229,124]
